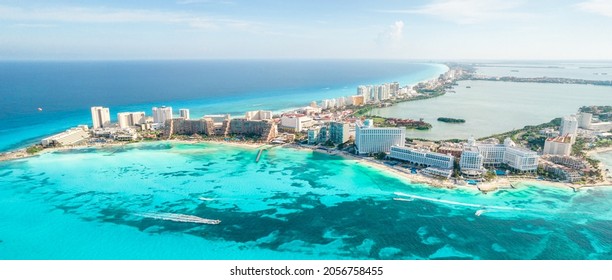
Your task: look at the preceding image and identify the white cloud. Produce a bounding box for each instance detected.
[379,0,527,24]
[0,5,253,30]
[377,20,405,48]
[577,0,612,17]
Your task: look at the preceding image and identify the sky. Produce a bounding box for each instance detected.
[1,0,612,60]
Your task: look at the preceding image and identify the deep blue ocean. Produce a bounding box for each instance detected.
[0,60,447,151]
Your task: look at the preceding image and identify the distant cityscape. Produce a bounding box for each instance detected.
[16,66,612,187]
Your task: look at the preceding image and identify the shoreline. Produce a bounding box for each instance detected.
[302,145,612,193]
[3,139,611,194]
[0,63,450,154]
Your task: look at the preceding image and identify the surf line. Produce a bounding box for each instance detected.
[393,192,525,211]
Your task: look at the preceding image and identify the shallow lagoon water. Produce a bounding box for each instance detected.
[0,142,610,259]
[372,80,612,140]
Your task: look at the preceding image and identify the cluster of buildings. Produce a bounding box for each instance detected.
[543,112,612,157]
[40,106,281,147]
[539,155,591,183]
[347,118,540,180]
[458,137,539,177]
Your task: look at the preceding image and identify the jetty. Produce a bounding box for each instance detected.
[255,148,265,162]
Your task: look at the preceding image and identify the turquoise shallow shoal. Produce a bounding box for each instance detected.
[0,142,610,260]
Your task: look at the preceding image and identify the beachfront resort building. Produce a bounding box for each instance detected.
[41,125,90,147]
[166,118,214,136]
[229,119,278,141]
[179,109,190,120]
[460,137,539,173]
[203,114,231,135]
[355,119,405,155]
[329,122,350,144]
[307,127,319,144]
[503,143,539,172]
[152,106,173,126]
[117,112,146,129]
[389,146,454,169]
[459,147,485,177]
[90,106,111,129]
[543,135,572,156]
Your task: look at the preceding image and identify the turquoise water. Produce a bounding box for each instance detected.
[372,80,612,140]
[1,142,610,259]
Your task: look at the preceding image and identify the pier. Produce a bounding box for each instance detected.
[255,148,265,162]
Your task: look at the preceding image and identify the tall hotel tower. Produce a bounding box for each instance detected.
[179,109,190,120]
[91,106,111,129]
[152,106,173,126]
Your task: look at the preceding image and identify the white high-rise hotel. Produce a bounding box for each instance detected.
[459,137,538,173]
[560,115,578,144]
[152,106,173,126]
[355,119,405,155]
[90,106,111,129]
[117,112,146,129]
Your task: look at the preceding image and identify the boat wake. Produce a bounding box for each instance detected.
[393,192,524,211]
[135,212,221,225]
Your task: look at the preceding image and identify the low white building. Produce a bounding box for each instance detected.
[41,125,90,147]
[245,110,272,121]
[389,146,454,169]
[421,167,453,179]
[280,114,313,132]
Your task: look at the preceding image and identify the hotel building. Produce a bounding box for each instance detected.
[307,127,319,144]
[389,146,454,169]
[41,125,90,147]
[117,112,146,129]
[560,115,578,143]
[245,110,272,121]
[459,147,485,176]
[152,106,173,126]
[355,119,405,155]
[329,122,350,144]
[577,112,592,129]
[179,109,190,120]
[280,114,313,132]
[351,95,365,106]
[90,106,111,129]
[460,137,539,173]
[203,114,231,135]
[543,135,572,156]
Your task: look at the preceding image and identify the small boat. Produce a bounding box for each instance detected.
[37,107,43,111]
[466,86,471,88]
[198,197,215,201]
[475,209,485,216]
